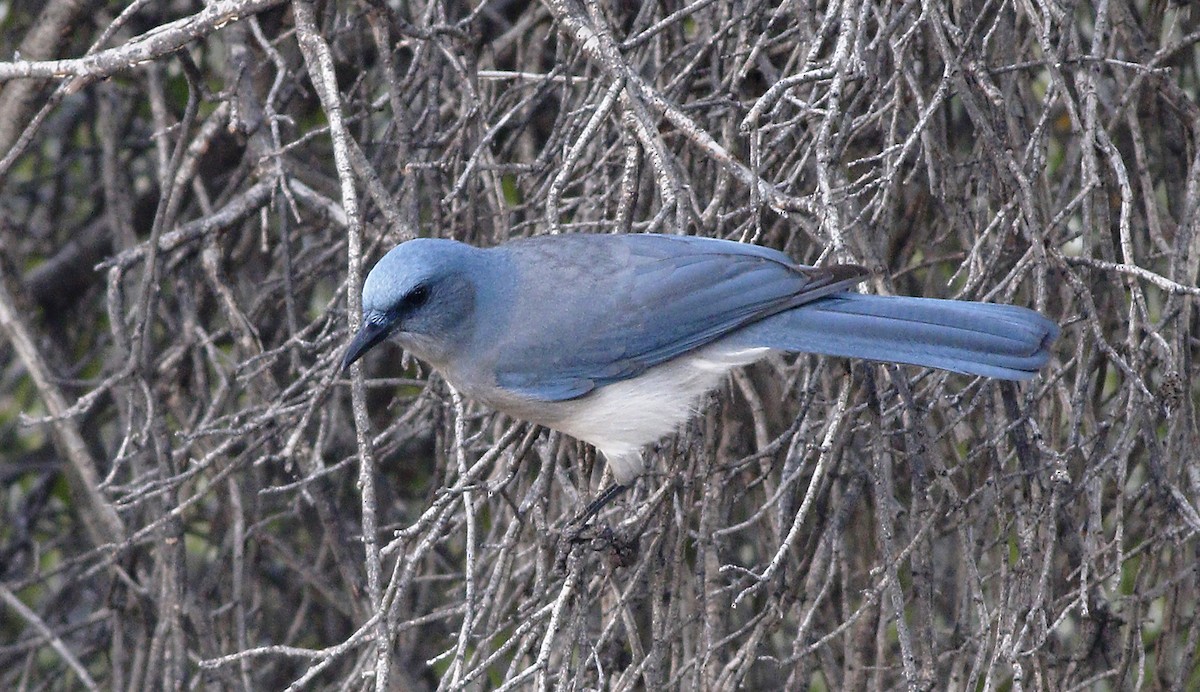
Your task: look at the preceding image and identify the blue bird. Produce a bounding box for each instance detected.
[343,233,1059,517]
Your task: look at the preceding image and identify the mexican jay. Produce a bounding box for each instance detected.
[343,233,1059,491]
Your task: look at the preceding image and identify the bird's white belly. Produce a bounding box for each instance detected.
[548,344,772,483]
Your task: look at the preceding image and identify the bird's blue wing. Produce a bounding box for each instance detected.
[487,234,865,401]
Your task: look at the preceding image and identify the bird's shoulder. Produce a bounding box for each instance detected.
[492,232,799,268]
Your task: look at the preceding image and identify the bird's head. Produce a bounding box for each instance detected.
[342,238,480,371]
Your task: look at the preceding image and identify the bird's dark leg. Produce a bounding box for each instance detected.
[568,483,627,528]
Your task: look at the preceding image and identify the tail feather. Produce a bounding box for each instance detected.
[730,294,1059,380]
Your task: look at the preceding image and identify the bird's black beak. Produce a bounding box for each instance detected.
[342,319,392,371]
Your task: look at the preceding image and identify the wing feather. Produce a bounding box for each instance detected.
[489,234,865,401]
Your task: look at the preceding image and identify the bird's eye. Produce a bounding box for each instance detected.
[402,285,430,311]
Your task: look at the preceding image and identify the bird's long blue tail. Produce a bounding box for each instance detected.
[733,294,1059,380]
